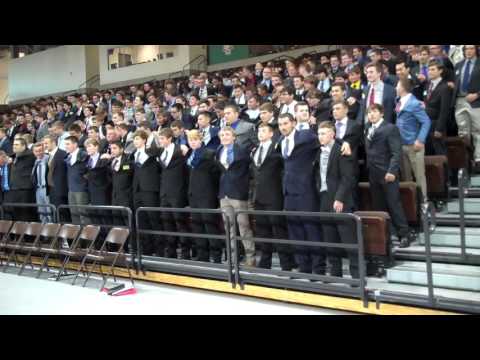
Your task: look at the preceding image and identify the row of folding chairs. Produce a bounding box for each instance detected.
[0,220,133,290]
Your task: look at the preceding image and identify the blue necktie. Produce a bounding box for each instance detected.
[88,157,94,169]
[421,65,428,78]
[2,165,9,192]
[37,161,43,187]
[462,60,472,93]
[283,138,290,159]
[227,146,234,165]
[335,122,344,139]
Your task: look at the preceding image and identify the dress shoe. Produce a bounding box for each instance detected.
[399,236,410,248]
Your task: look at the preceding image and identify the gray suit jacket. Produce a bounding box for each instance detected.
[233,120,258,151]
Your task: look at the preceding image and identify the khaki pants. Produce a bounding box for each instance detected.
[401,144,427,202]
[220,197,255,262]
[456,97,480,160]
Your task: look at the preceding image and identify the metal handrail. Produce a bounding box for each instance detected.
[135,206,235,286]
[233,209,368,307]
[1,203,57,223]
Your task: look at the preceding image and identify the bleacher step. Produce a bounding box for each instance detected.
[418,227,480,248]
[447,199,480,214]
[471,176,480,188]
[386,261,480,292]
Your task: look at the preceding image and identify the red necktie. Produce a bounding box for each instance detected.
[395,101,401,113]
[369,87,375,107]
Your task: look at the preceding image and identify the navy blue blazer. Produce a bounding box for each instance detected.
[65,150,89,193]
[0,137,12,156]
[357,82,397,125]
[281,129,320,197]
[215,144,251,201]
[203,126,221,151]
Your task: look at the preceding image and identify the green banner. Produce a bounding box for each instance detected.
[208,45,250,65]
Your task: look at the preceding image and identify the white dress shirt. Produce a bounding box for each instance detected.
[398,93,412,112]
[280,101,298,116]
[160,143,175,167]
[296,122,310,131]
[201,126,212,145]
[69,148,80,166]
[254,140,272,166]
[134,147,149,165]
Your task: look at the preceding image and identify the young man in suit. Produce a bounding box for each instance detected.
[314,121,358,279]
[251,123,296,271]
[357,62,397,125]
[104,141,134,227]
[42,135,68,214]
[424,60,452,156]
[31,142,53,223]
[132,130,162,256]
[0,128,12,155]
[64,136,90,225]
[395,60,425,101]
[169,103,195,130]
[395,78,431,202]
[186,129,222,263]
[156,128,191,259]
[278,113,324,275]
[224,104,258,152]
[454,45,480,165]
[365,104,412,248]
[197,111,220,151]
[2,138,36,222]
[216,126,256,266]
[257,102,281,142]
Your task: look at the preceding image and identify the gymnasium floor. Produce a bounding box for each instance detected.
[0,267,351,315]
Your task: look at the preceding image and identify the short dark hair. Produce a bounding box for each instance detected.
[278,113,295,123]
[398,78,413,93]
[64,136,79,144]
[331,82,346,91]
[68,124,82,133]
[111,140,124,149]
[281,86,295,96]
[133,130,148,141]
[224,104,239,114]
[259,102,274,113]
[170,120,185,129]
[332,100,349,109]
[159,128,174,139]
[197,111,211,122]
[367,103,385,114]
[258,123,274,132]
[171,103,184,113]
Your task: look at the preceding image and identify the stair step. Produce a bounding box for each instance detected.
[418,228,480,248]
[471,176,480,187]
[435,212,480,226]
[387,261,480,292]
[447,199,480,214]
[395,245,480,256]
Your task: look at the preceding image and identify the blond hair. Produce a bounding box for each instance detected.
[186,129,203,141]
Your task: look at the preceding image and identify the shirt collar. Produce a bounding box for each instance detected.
[321,140,335,152]
[431,77,442,86]
[260,139,272,149]
[287,129,296,141]
[373,118,384,129]
[71,148,79,159]
[400,93,412,105]
[338,117,348,126]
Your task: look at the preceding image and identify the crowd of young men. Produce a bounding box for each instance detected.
[1,44,479,278]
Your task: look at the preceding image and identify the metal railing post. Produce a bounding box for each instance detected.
[421,203,436,307]
[458,169,468,260]
[355,214,368,308]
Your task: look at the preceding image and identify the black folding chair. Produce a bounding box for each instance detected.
[36,224,81,278]
[0,220,14,266]
[18,223,61,276]
[78,227,133,290]
[56,225,101,284]
[1,222,30,271]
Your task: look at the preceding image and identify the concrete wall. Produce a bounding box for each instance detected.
[8,45,90,103]
[0,52,8,105]
[99,45,190,89]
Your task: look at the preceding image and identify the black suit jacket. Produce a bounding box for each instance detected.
[158,145,189,203]
[188,147,220,207]
[132,151,161,193]
[110,155,134,207]
[48,149,68,198]
[425,79,453,133]
[250,142,284,209]
[336,118,363,175]
[455,58,480,108]
[9,150,36,191]
[85,157,111,204]
[364,121,403,180]
[313,141,355,207]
